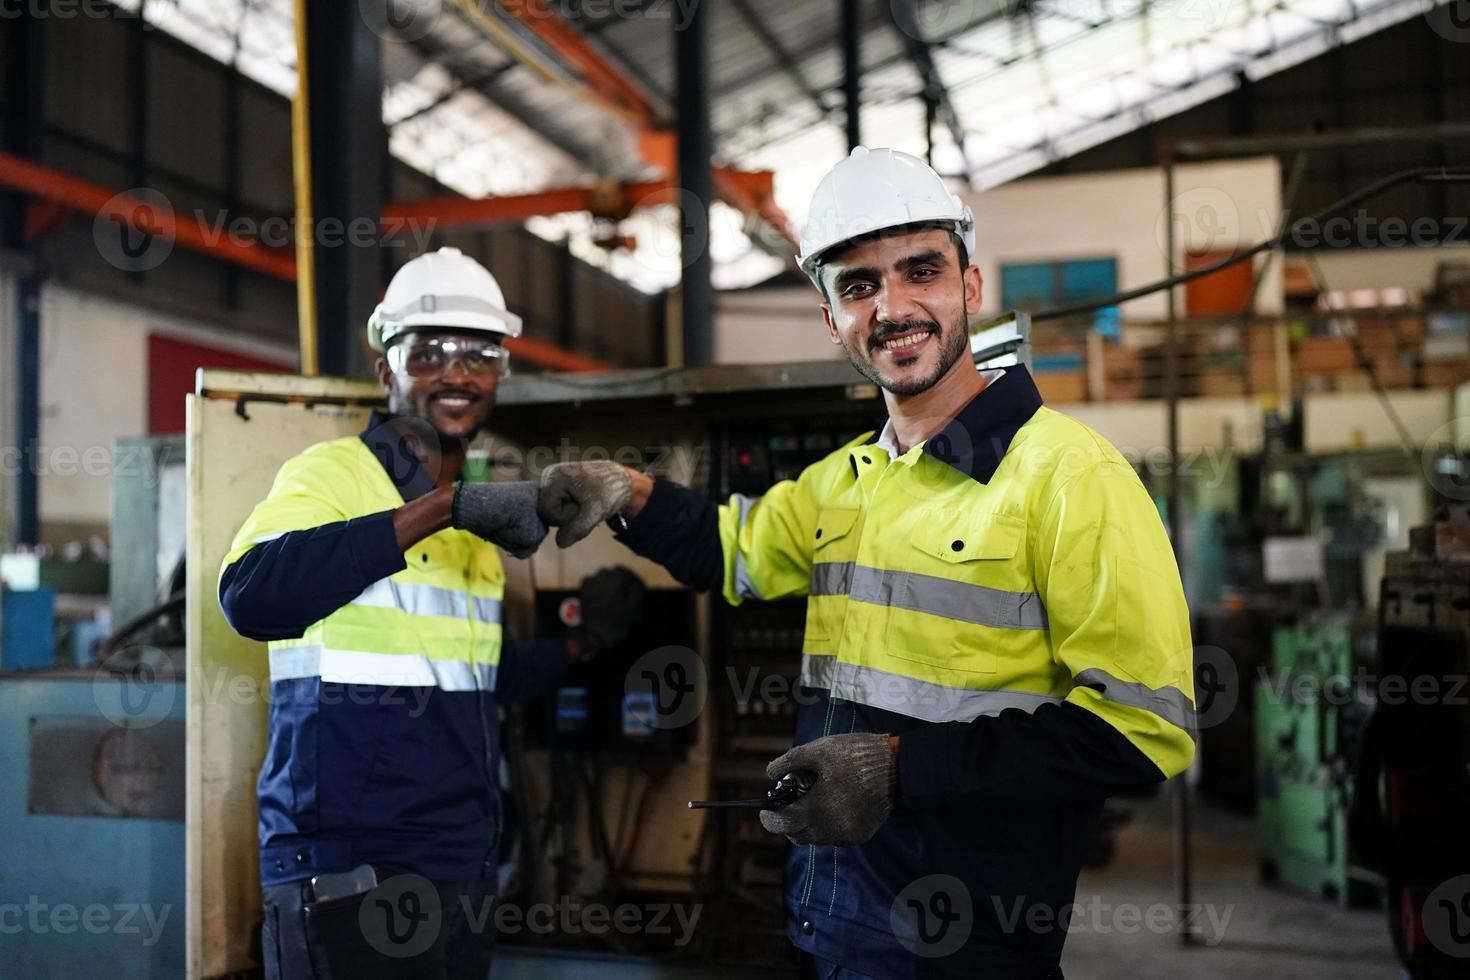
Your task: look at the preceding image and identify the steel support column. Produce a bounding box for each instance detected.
[16,276,39,546]
[841,0,862,150]
[1,12,41,253]
[297,0,385,376]
[2,11,43,547]
[1161,149,1199,948]
[558,237,577,353]
[675,2,713,367]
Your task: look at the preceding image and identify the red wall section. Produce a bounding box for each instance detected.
[148,334,293,434]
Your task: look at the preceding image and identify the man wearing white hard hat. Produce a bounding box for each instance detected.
[536,148,1195,977]
[218,247,644,978]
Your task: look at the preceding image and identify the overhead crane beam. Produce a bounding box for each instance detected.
[455,0,798,252]
[0,151,613,374]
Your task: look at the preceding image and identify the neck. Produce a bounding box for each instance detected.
[391,411,469,487]
[884,358,987,455]
[431,445,466,488]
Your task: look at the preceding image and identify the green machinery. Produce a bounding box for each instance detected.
[1255,613,1378,906]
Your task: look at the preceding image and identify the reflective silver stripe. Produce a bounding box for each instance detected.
[269,645,496,691]
[251,531,287,544]
[799,654,1063,723]
[1074,667,1195,734]
[732,494,763,600]
[351,578,501,622]
[809,562,853,597]
[808,562,1046,630]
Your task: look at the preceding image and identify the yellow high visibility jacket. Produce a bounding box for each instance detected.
[715,368,1196,777]
[218,412,542,886]
[222,434,506,691]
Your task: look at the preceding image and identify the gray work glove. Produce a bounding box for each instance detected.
[452,481,548,559]
[537,461,633,548]
[759,733,897,846]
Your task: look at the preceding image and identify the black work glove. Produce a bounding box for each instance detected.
[538,461,633,548]
[575,566,645,657]
[452,481,548,559]
[759,733,897,846]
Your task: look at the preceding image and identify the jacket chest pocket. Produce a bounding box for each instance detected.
[804,508,860,652]
[885,513,1031,678]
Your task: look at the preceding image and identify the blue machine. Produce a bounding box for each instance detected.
[1,588,56,670]
[0,671,185,978]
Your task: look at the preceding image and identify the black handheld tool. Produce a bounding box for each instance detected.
[688,770,818,811]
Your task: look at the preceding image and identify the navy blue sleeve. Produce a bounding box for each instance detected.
[897,702,1166,808]
[218,511,407,642]
[495,638,573,703]
[613,476,722,593]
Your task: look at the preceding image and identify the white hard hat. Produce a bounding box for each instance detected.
[367,247,523,353]
[797,146,975,288]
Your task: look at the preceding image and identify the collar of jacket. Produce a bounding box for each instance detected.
[360,409,440,503]
[863,365,1045,485]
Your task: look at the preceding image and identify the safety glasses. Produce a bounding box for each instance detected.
[388,335,511,379]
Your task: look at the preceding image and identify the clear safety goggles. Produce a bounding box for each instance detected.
[387,335,512,379]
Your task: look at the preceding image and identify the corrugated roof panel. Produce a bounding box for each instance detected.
[122,0,1440,293]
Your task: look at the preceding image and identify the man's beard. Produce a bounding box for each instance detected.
[388,391,481,445]
[843,312,970,397]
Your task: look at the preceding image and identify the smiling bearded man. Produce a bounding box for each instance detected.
[218,247,642,979]
[533,148,1196,979]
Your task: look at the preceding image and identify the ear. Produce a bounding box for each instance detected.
[820,303,841,345]
[961,264,983,316]
[374,356,393,392]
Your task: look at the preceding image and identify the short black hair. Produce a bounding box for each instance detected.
[813,221,969,304]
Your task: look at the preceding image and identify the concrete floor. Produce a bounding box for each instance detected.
[1064,795,1400,979]
[493,793,1402,979]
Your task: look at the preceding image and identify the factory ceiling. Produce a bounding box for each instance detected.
[108,0,1440,291]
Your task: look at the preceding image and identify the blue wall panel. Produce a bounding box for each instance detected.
[0,674,185,979]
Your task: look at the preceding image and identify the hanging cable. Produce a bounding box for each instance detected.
[1305,252,1418,456]
[1033,166,1470,322]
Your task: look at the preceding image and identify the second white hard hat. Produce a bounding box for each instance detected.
[797,146,975,287]
[367,247,523,353]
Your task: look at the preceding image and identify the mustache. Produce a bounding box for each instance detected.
[869,318,940,351]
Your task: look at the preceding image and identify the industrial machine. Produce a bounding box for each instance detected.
[0,435,187,979]
[1351,504,1470,979]
[1254,612,1377,906]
